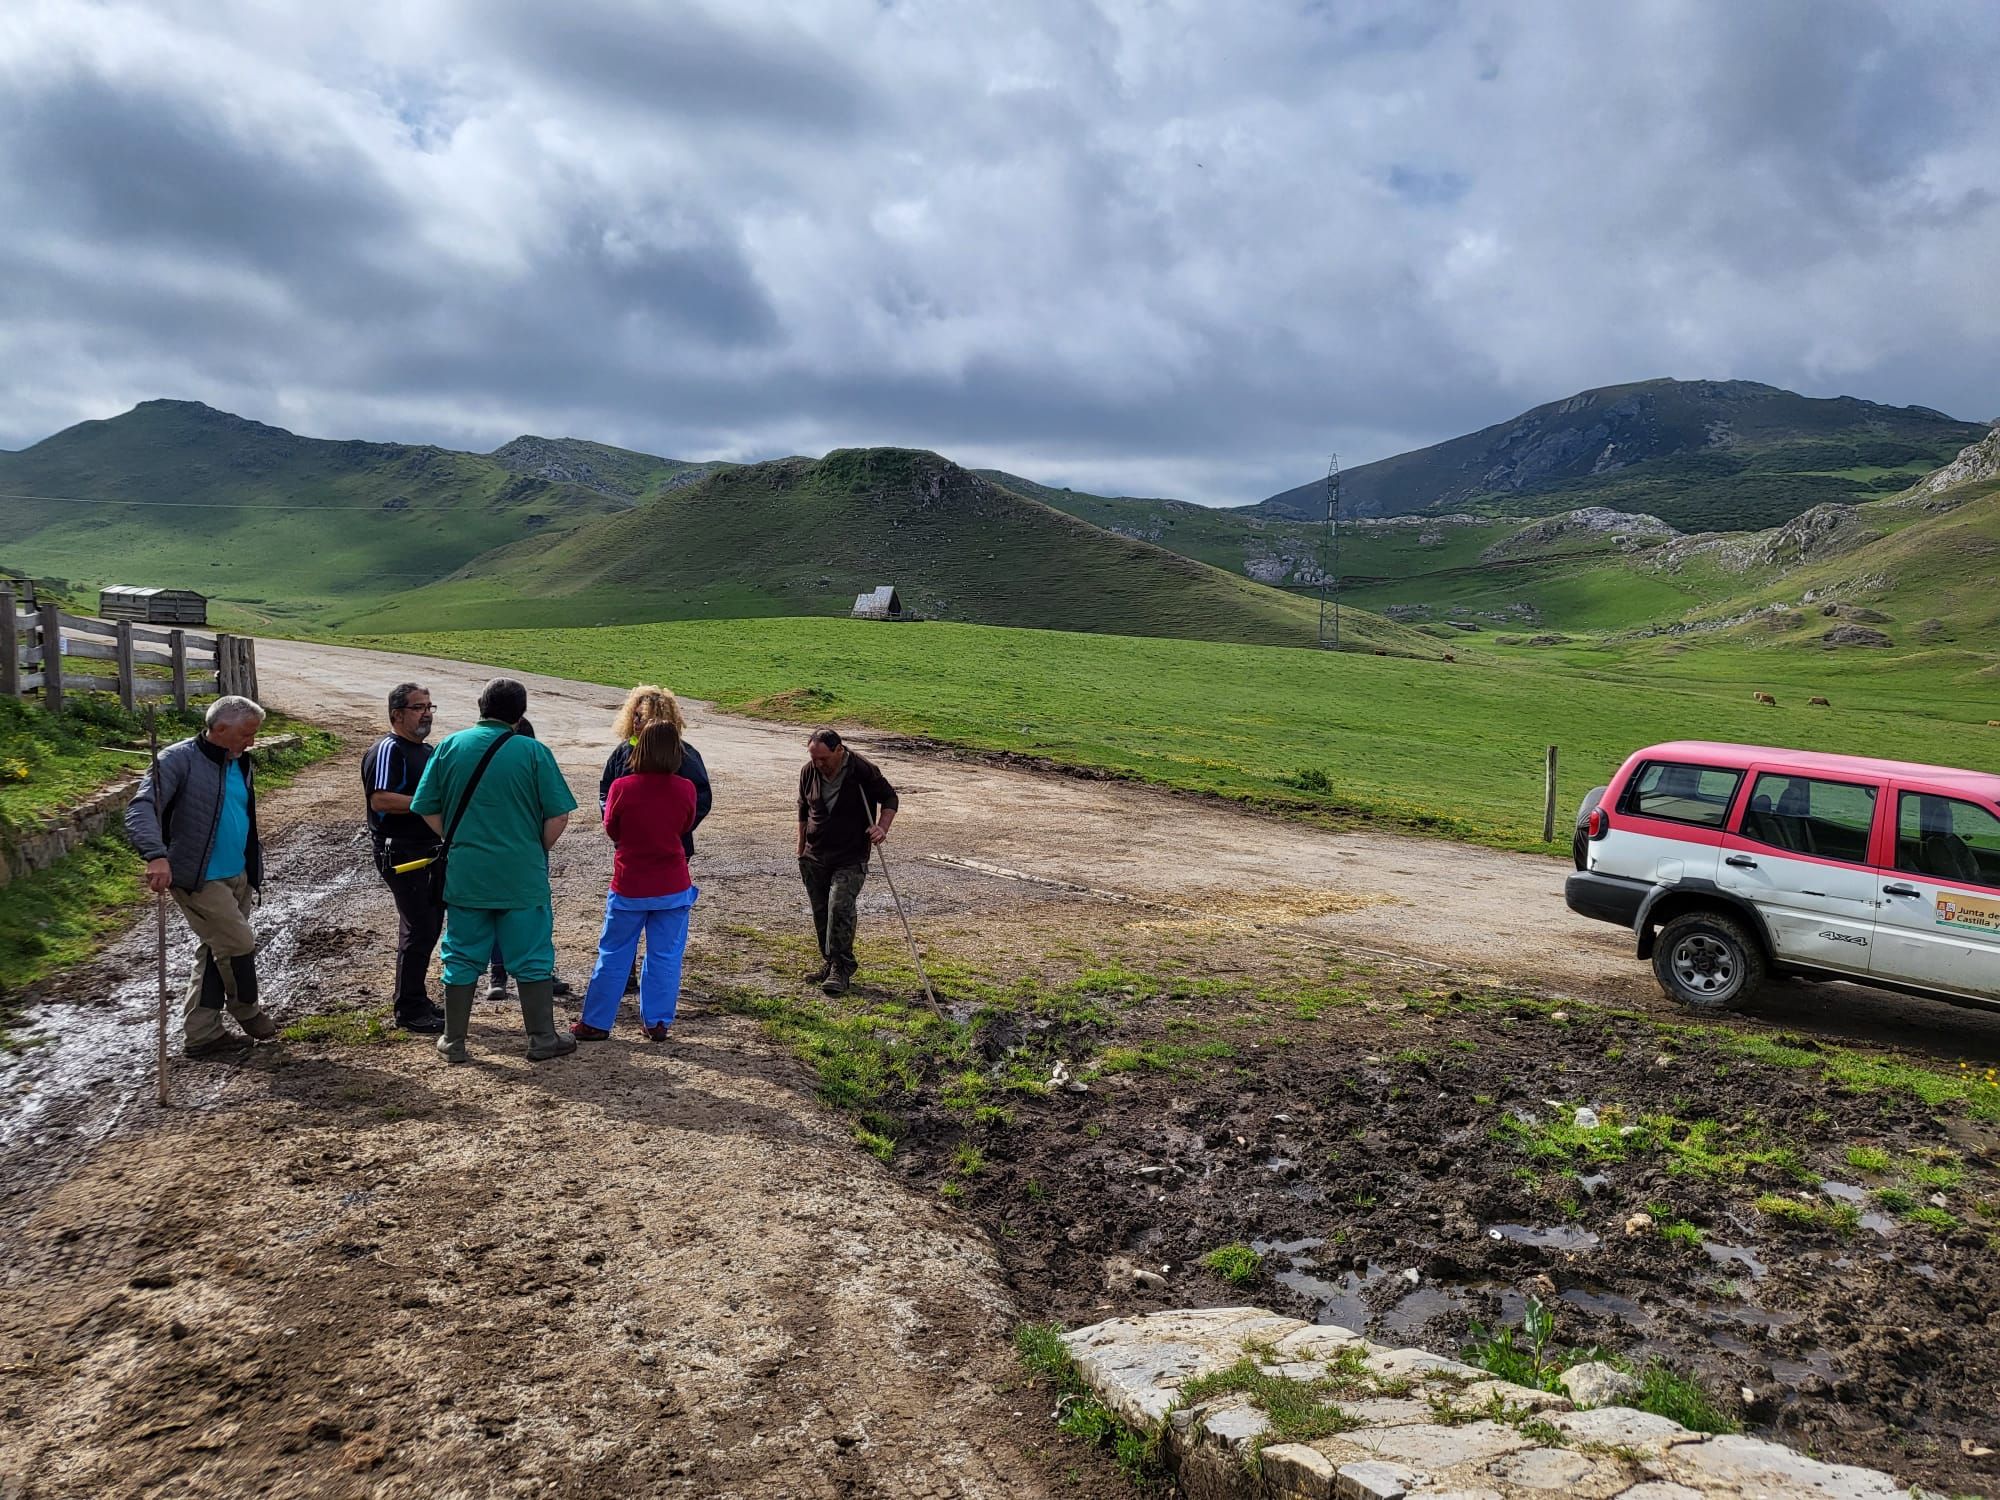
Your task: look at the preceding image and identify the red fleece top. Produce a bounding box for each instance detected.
[603,772,696,897]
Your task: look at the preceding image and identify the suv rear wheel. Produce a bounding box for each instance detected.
[1652,910,1764,1012]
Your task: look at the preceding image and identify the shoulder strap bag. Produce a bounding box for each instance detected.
[427,729,515,900]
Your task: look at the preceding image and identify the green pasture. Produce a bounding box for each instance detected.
[374,617,1999,852]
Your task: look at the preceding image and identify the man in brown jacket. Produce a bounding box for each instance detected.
[796,728,897,996]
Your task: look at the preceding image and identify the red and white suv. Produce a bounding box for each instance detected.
[1566,740,2000,1013]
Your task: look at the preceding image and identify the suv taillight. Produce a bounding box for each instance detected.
[1587,807,1609,839]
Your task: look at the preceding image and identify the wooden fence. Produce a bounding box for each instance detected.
[0,584,258,714]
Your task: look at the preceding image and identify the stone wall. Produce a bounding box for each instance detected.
[1062,1307,1930,1500]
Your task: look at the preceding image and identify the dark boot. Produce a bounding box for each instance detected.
[803,961,832,985]
[821,970,851,997]
[437,984,475,1064]
[229,954,278,1040]
[396,1004,445,1035]
[520,980,576,1061]
[487,963,509,1002]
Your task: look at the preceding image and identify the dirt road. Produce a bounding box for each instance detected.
[4,639,1996,1499]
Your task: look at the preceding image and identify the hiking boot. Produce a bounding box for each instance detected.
[624,963,641,994]
[570,1021,612,1041]
[521,981,576,1061]
[803,962,832,985]
[184,1033,252,1060]
[551,975,574,998]
[240,1011,279,1042]
[645,1021,670,1044]
[821,971,851,997]
[397,1008,446,1036]
[485,979,510,1003]
[437,984,475,1064]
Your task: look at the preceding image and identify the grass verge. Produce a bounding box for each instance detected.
[1012,1323,1165,1488]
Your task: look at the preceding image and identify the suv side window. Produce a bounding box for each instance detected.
[1739,774,1876,863]
[1897,793,2000,887]
[1622,761,1742,828]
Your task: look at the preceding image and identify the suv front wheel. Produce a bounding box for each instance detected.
[1652,910,1764,1012]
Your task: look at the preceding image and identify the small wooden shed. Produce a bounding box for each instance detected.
[99,585,209,626]
[850,585,906,621]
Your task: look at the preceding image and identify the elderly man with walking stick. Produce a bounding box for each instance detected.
[125,695,277,1059]
[796,728,899,997]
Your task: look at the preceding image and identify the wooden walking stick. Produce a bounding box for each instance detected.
[148,707,171,1108]
[864,795,941,1017]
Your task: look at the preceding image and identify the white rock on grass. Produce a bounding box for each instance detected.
[1557,1360,1640,1407]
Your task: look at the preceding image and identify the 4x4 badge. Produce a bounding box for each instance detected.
[1818,931,1868,946]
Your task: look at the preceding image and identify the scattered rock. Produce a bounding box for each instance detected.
[1624,1213,1654,1236]
[1572,1106,1599,1129]
[1822,625,1894,648]
[1559,1360,1641,1407]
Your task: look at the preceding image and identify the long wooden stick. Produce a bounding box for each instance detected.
[872,843,941,1016]
[149,707,170,1108]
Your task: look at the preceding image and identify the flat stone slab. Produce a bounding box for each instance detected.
[1059,1307,1921,1500]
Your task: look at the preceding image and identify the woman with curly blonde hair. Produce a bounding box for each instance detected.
[600,686,709,842]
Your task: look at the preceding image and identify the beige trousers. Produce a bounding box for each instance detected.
[169,874,260,1043]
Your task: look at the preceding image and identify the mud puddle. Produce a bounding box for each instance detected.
[1,826,368,1199]
[891,976,2000,1497]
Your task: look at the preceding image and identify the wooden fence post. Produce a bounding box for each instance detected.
[243,637,259,703]
[1543,744,1559,843]
[0,585,16,699]
[115,619,137,711]
[170,629,188,710]
[216,633,234,696]
[39,601,63,714]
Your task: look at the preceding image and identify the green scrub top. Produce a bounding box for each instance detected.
[410,720,578,909]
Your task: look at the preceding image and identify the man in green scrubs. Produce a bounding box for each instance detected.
[411,678,578,1062]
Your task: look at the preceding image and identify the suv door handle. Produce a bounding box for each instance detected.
[1883,882,1922,897]
[1725,855,1758,869]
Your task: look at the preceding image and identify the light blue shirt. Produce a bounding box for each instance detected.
[204,759,251,882]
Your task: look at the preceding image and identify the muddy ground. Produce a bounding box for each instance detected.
[2,641,1997,1497]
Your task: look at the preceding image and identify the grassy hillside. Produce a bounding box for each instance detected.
[0,401,632,630]
[1254,379,1981,531]
[489,435,725,501]
[370,616,2000,852]
[347,447,1430,651]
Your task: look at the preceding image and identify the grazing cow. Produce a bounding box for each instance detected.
[1441,652,1456,663]
[1808,696,1830,707]
[1753,691,1777,705]
[1990,720,2000,728]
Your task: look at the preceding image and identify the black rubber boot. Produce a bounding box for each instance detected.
[230,953,278,1040]
[520,980,576,1061]
[437,984,475,1064]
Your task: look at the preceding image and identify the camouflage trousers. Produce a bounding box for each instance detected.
[799,857,868,976]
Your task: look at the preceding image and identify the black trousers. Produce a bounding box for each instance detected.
[379,862,444,1016]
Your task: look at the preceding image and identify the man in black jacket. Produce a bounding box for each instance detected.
[363,682,446,1033]
[796,728,897,996]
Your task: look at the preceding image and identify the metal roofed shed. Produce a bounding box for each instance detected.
[850,585,907,620]
[98,585,209,625]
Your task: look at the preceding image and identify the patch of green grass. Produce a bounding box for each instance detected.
[1177,1357,1366,1446]
[1094,1039,1235,1074]
[1843,1145,1890,1174]
[1754,1194,1860,1235]
[1905,1206,1960,1234]
[279,1008,392,1045]
[1630,1363,1738,1434]
[1657,1217,1704,1249]
[1903,1153,1965,1191]
[1199,1243,1263,1287]
[1464,1297,1571,1393]
[1013,1323,1165,1486]
[951,1142,986,1178]
[1870,1185,1917,1213]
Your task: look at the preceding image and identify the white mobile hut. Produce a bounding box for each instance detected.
[850,585,905,621]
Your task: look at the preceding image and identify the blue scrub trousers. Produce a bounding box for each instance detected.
[581,886,698,1031]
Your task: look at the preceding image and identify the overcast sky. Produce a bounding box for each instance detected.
[2,1,1996,503]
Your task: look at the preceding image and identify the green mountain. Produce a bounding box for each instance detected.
[0,401,636,629]
[1253,379,1983,531]
[346,447,1426,651]
[489,435,725,501]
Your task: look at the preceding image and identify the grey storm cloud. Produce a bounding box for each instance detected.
[0,0,1996,502]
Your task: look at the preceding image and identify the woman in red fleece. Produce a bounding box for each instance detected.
[572,721,698,1042]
